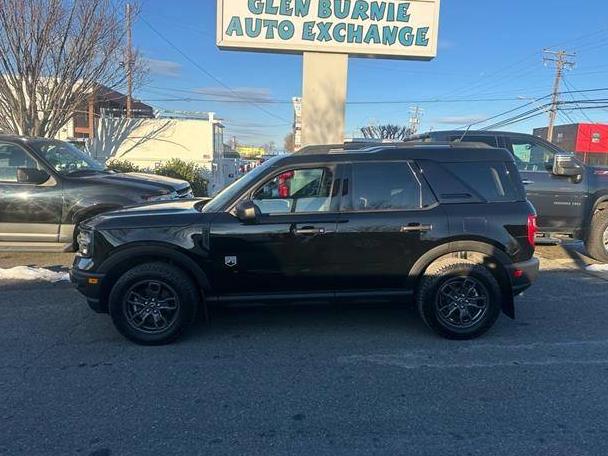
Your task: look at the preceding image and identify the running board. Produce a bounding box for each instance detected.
[0,242,72,253]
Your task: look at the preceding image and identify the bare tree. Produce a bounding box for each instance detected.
[0,0,144,137]
[284,132,295,153]
[360,124,413,141]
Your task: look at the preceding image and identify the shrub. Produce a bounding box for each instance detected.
[106,159,141,173]
[154,158,208,197]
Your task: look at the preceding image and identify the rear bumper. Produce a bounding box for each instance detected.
[69,268,107,313]
[508,257,540,295]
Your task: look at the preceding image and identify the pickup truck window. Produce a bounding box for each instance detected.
[0,142,40,183]
[509,138,556,173]
[30,139,105,175]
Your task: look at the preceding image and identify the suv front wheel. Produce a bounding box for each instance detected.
[108,263,199,345]
[417,260,502,340]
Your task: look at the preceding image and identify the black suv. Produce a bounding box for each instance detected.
[410,130,608,262]
[71,143,539,345]
[0,136,192,252]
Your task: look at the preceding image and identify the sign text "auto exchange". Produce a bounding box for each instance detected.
[225,0,431,48]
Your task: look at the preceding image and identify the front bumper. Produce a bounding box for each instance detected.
[508,257,540,295]
[69,268,107,313]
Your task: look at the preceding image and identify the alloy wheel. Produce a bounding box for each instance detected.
[435,277,489,329]
[123,280,180,334]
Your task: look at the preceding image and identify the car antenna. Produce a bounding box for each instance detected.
[457,124,472,143]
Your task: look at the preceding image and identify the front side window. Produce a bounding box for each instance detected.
[348,162,422,212]
[0,143,40,183]
[509,139,556,172]
[253,168,334,215]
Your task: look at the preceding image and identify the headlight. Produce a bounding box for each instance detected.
[77,230,93,257]
[143,191,179,202]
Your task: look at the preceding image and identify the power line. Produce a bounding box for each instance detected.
[139,16,290,123]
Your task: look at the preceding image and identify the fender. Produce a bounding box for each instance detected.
[66,197,135,225]
[98,244,211,294]
[408,240,516,319]
[591,194,608,214]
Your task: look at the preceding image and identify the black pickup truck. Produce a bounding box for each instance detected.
[410,131,608,262]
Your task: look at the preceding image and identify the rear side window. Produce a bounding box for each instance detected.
[346,162,427,212]
[442,162,521,202]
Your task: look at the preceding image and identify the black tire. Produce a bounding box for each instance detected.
[109,262,199,345]
[585,210,608,263]
[417,260,502,340]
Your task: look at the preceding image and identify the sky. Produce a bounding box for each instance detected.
[132,0,608,148]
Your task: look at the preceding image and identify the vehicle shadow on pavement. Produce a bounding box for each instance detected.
[187,303,446,341]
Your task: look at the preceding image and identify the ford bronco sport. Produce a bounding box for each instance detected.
[71,143,539,344]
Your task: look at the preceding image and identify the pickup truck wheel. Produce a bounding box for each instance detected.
[109,263,198,345]
[585,211,608,263]
[417,260,501,340]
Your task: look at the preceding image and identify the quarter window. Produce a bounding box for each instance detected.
[252,168,335,215]
[0,143,39,183]
[443,162,520,202]
[348,162,423,212]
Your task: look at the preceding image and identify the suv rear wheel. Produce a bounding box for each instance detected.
[417,260,502,340]
[108,263,199,345]
[585,210,608,263]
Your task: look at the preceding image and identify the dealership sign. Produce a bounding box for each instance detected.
[217,0,441,59]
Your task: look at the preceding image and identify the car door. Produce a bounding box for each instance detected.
[208,164,341,298]
[331,161,448,296]
[502,135,588,231]
[0,141,63,243]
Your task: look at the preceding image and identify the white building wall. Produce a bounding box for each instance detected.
[89,117,221,171]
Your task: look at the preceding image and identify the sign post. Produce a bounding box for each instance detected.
[217,0,441,146]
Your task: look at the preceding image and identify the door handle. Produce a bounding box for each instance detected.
[522,179,535,185]
[401,224,433,233]
[294,226,326,235]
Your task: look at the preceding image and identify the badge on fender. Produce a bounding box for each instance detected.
[225,256,238,267]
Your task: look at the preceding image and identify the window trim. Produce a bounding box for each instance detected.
[244,163,341,217]
[0,141,47,186]
[342,160,433,214]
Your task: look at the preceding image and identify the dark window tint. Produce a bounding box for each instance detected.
[443,162,520,202]
[349,162,423,211]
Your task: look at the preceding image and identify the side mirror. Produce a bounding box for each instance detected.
[553,154,583,178]
[17,167,50,185]
[235,200,261,223]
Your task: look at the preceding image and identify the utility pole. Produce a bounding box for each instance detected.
[543,49,575,143]
[126,3,133,118]
[409,106,423,135]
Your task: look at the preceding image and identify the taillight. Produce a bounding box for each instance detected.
[527,215,538,248]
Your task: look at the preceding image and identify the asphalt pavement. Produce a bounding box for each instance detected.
[1,247,608,455]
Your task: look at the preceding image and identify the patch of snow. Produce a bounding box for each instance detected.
[586,264,608,273]
[0,266,69,283]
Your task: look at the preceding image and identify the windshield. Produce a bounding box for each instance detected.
[202,156,283,213]
[30,139,106,175]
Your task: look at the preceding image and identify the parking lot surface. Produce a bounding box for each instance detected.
[1,246,608,455]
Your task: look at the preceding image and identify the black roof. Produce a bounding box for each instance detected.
[279,142,514,165]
